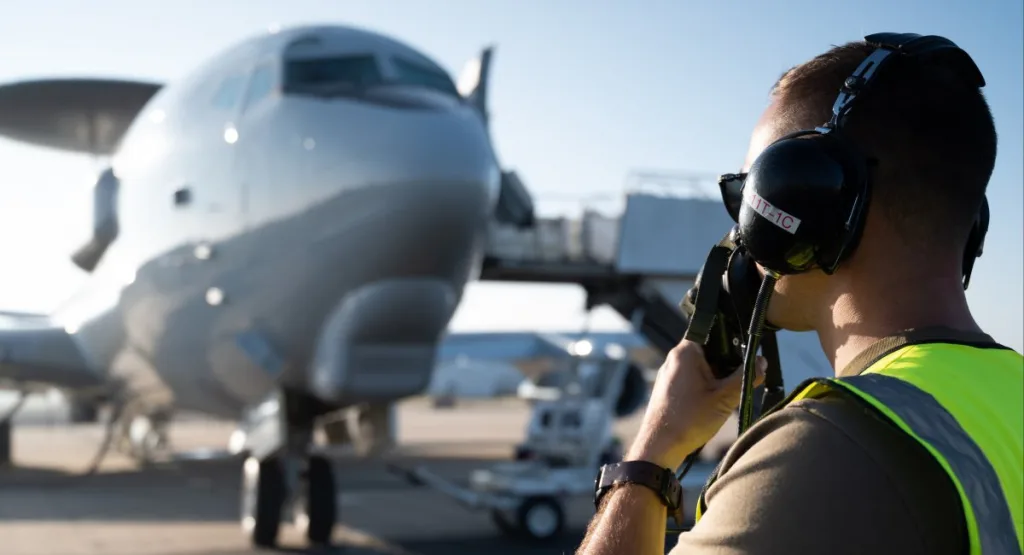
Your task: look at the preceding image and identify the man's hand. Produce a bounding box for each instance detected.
[626,339,765,469]
[575,341,765,555]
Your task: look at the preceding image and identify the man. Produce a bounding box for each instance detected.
[577,36,1023,555]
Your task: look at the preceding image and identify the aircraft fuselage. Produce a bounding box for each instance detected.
[50,25,500,418]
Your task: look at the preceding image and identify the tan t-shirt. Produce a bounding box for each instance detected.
[669,328,1003,555]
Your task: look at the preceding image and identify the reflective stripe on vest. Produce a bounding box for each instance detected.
[693,342,1023,555]
[808,375,1021,555]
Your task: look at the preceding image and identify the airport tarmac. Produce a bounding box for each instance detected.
[0,396,717,555]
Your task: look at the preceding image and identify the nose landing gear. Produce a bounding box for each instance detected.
[241,457,285,547]
[238,391,339,549]
[241,454,339,549]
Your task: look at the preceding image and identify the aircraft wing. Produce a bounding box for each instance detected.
[439,331,574,382]
[0,78,162,155]
[0,312,101,390]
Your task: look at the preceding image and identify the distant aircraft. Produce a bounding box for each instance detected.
[0,24,504,548]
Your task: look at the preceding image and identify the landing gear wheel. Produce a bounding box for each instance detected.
[516,496,564,541]
[294,455,337,546]
[241,456,285,548]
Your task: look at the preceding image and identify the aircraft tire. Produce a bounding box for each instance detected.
[296,455,337,546]
[241,456,284,548]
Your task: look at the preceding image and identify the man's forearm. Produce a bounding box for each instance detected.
[576,484,668,555]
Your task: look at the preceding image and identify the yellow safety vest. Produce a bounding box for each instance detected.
[694,340,1023,555]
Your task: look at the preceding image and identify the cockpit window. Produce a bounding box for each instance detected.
[244,64,276,108]
[212,74,247,110]
[282,53,461,109]
[391,57,459,96]
[284,55,383,92]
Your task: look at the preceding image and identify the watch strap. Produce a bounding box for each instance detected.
[595,460,684,526]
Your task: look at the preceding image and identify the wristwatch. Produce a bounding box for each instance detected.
[594,460,684,526]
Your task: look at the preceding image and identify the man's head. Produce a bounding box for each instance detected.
[742,39,998,331]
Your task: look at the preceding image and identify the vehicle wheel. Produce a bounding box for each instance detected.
[241,456,285,548]
[516,496,564,541]
[490,509,520,537]
[295,455,337,546]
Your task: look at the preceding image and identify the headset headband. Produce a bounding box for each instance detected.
[820,48,893,131]
[821,33,986,134]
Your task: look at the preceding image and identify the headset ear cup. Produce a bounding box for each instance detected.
[814,131,871,271]
[738,131,867,275]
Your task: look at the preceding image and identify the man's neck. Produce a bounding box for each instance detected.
[815,264,982,376]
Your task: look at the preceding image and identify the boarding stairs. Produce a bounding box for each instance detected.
[482,170,735,355]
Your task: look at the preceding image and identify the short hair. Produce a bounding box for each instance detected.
[770,40,997,248]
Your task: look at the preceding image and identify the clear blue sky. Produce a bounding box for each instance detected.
[0,0,1020,350]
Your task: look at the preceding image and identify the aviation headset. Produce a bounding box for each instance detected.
[718,32,991,288]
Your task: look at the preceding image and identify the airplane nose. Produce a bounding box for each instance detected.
[251,100,502,406]
[299,102,500,207]
[364,110,500,278]
[274,100,500,279]
[366,108,501,201]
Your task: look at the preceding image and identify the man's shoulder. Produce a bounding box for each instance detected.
[712,393,910,489]
[672,394,965,555]
[717,392,960,493]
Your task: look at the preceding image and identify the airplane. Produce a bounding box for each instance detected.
[0,24,505,548]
